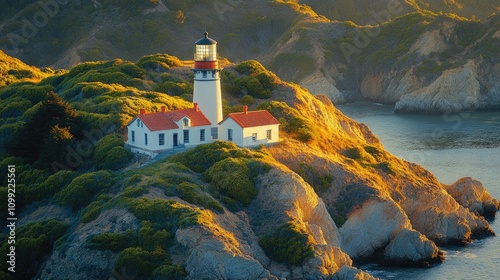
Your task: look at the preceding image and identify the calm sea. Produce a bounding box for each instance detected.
[337,102,500,280]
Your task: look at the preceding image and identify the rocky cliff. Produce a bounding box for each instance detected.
[0,53,498,280]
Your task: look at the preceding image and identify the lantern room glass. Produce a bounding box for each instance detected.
[195,44,217,61]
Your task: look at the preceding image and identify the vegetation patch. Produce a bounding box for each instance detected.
[204,157,268,207]
[0,219,68,280]
[85,197,202,279]
[296,163,333,193]
[259,221,315,265]
[56,170,116,211]
[169,141,253,173]
[256,101,312,143]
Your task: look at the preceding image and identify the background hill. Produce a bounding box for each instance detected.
[1,0,499,111]
[299,0,500,24]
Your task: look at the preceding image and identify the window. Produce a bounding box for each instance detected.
[141,122,143,128]
[183,118,189,127]
[137,119,140,127]
[144,133,148,146]
[183,130,189,143]
[202,71,207,78]
[200,129,205,142]
[211,127,218,140]
[228,129,233,141]
[159,133,165,146]
[131,131,135,142]
[252,133,257,142]
[266,129,272,140]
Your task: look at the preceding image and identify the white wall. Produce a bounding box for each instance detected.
[127,117,212,152]
[242,124,280,147]
[219,118,280,147]
[219,118,244,145]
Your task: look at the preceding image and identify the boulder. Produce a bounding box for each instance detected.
[339,199,411,259]
[445,177,500,217]
[383,229,443,266]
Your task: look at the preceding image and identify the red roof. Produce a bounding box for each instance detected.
[135,108,211,131]
[222,110,280,128]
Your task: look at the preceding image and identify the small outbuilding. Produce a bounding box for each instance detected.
[218,106,280,147]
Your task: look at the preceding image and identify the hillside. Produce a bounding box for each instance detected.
[0,0,499,112]
[298,0,500,24]
[0,52,498,279]
[0,50,53,87]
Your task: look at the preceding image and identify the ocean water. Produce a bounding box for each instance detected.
[336,102,500,280]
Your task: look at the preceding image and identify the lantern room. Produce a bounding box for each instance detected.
[194,32,218,69]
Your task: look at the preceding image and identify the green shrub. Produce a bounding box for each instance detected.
[170,141,250,173]
[93,134,130,169]
[127,198,201,228]
[297,163,333,193]
[241,94,255,105]
[235,60,268,75]
[153,264,187,279]
[364,145,381,157]
[344,147,363,160]
[204,158,257,206]
[154,81,193,96]
[25,170,78,202]
[57,171,115,211]
[174,182,223,212]
[236,76,272,99]
[136,54,183,71]
[88,232,135,252]
[373,161,396,175]
[0,219,68,280]
[102,146,132,170]
[115,247,167,277]
[259,222,315,265]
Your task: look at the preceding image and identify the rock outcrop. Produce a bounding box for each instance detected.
[395,60,481,113]
[250,167,353,279]
[339,199,443,264]
[384,229,443,266]
[445,177,500,217]
[38,208,140,280]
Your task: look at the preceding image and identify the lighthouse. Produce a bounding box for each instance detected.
[192,32,223,140]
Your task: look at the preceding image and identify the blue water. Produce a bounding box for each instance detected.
[337,102,500,280]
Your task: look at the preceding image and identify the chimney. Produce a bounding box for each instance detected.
[243,105,248,114]
[140,109,146,115]
[194,103,199,112]
[161,106,166,112]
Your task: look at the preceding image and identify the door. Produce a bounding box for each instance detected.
[173,133,178,147]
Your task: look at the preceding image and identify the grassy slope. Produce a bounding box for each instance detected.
[0,50,391,278]
[0,50,53,87]
[299,0,500,24]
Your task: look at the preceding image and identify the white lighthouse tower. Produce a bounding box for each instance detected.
[192,32,223,140]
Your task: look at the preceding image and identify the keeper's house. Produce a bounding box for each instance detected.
[127,104,212,154]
